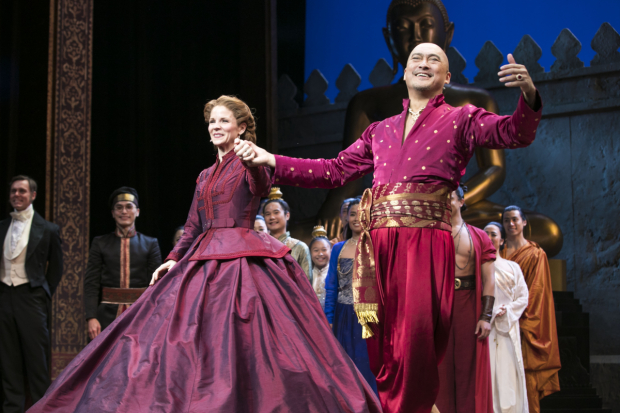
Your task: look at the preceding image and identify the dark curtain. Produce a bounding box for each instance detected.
[92,1,275,258]
[0,0,50,218]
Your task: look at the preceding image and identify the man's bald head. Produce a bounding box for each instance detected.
[410,43,449,71]
[404,42,451,98]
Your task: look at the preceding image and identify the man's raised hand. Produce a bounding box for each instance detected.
[234,138,276,168]
[498,53,537,106]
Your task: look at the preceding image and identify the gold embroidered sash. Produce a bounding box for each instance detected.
[353,182,452,338]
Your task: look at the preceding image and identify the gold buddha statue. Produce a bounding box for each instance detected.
[315,0,563,256]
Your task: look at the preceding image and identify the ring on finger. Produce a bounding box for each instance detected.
[516,74,524,81]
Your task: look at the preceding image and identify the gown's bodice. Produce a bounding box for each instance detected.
[167,151,289,262]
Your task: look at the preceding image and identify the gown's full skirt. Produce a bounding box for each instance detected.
[29,251,381,412]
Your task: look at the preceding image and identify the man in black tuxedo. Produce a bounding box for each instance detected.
[0,175,63,413]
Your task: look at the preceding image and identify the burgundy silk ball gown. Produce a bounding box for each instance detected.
[29,151,381,413]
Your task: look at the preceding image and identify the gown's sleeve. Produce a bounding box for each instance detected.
[458,91,542,151]
[273,123,377,189]
[494,262,529,334]
[244,164,272,197]
[324,242,343,325]
[166,172,207,262]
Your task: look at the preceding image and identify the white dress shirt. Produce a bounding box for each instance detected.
[1,204,34,286]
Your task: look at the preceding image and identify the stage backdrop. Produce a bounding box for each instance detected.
[305,0,620,100]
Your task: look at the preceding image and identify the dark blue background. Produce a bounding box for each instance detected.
[305,0,620,100]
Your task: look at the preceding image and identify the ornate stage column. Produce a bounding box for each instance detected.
[46,0,93,379]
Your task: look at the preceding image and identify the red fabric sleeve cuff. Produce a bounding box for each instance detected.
[166,252,182,262]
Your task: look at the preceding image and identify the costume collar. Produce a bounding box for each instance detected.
[402,93,446,112]
[217,149,237,164]
[10,204,34,222]
[115,224,136,238]
[277,231,291,243]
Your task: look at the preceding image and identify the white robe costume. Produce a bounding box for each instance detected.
[490,257,530,413]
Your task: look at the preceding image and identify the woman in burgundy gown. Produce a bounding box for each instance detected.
[29,96,381,413]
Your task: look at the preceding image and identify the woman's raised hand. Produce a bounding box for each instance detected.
[150,260,176,285]
[234,138,276,168]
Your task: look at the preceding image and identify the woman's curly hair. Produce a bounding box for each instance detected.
[203,95,257,144]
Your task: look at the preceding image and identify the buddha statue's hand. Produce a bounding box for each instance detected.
[234,138,276,168]
[317,215,342,241]
[498,53,537,107]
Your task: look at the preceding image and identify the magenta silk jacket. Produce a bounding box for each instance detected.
[167,151,288,262]
[274,93,542,190]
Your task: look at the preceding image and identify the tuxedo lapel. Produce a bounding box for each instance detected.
[26,213,45,260]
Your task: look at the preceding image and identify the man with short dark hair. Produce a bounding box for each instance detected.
[84,187,162,339]
[0,175,63,412]
[501,205,560,413]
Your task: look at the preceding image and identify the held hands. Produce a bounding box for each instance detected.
[496,304,507,318]
[150,260,176,286]
[475,320,492,340]
[498,53,537,106]
[233,138,276,168]
[88,318,101,340]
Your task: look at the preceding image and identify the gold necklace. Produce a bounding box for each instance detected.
[408,107,424,124]
[454,223,472,270]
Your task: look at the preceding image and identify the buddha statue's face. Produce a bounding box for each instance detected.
[383,2,454,71]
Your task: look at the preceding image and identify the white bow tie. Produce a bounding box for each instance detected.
[10,211,29,222]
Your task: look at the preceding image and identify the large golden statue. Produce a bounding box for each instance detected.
[315,0,563,256]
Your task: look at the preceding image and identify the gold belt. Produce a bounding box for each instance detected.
[353,182,452,338]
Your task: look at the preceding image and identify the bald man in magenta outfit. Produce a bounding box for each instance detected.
[235,43,543,413]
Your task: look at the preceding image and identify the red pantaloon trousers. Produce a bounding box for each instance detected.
[436,289,477,413]
[366,227,454,413]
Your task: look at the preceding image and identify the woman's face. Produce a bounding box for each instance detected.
[254,220,268,233]
[348,204,362,235]
[311,239,331,269]
[208,105,246,152]
[484,225,504,253]
[263,202,289,233]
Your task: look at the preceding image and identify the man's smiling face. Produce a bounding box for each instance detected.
[404,42,450,95]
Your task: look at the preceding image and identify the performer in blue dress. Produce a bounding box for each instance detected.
[325,198,378,395]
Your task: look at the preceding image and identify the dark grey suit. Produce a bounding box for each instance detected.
[0,211,63,413]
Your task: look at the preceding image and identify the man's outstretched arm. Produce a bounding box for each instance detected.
[234,123,377,189]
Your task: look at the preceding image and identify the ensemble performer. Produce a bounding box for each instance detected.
[172,225,184,247]
[29,96,381,413]
[0,176,63,412]
[263,189,313,281]
[484,222,529,413]
[310,225,331,308]
[83,187,162,340]
[254,214,268,233]
[436,185,495,413]
[324,198,378,395]
[329,197,358,245]
[235,42,543,413]
[501,206,561,413]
